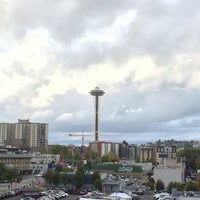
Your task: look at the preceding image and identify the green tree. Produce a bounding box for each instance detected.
[44,170,54,186]
[85,160,92,170]
[74,165,85,189]
[63,166,73,173]
[91,171,102,191]
[101,151,118,163]
[177,148,200,169]
[74,150,82,160]
[0,163,8,182]
[53,171,61,187]
[50,145,69,161]
[55,165,63,173]
[94,179,102,191]
[185,181,198,191]
[197,179,200,190]
[66,149,73,160]
[92,171,101,183]
[0,164,22,184]
[101,154,109,163]
[155,179,165,191]
[145,179,155,190]
[5,166,22,186]
[167,181,184,193]
[61,172,68,186]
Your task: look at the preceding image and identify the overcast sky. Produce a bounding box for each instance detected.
[0,0,200,146]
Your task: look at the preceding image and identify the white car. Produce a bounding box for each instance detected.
[159,195,175,200]
[154,192,169,199]
[20,197,35,200]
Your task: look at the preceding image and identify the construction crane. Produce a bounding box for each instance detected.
[68,131,92,146]
[68,131,109,146]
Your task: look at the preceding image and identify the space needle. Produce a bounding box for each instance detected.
[89,87,105,141]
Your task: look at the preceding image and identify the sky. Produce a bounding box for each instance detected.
[0,0,200,146]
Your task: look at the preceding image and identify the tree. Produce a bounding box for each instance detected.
[50,145,69,161]
[55,165,63,173]
[62,172,68,186]
[177,148,200,169]
[44,170,54,186]
[94,179,102,191]
[167,181,184,193]
[91,171,102,191]
[73,165,85,189]
[5,166,22,188]
[92,171,101,183]
[101,154,109,163]
[146,179,155,190]
[85,160,92,170]
[74,150,82,161]
[155,179,164,191]
[0,163,8,182]
[53,171,61,187]
[185,181,198,191]
[74,171,84,189]
[0,163,22,184]
[66,149,73,160]
[101,151,118,163]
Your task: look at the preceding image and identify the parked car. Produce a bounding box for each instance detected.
[136,188,144,195]
[154,192,170,200]
[0,193,6,200]
[159,195,175,200]
[73,188,80,195]
[20,197,35,200]
[132,194,140,200]
[80,189,88,195]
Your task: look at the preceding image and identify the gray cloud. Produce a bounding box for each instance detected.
[1,0,200,145]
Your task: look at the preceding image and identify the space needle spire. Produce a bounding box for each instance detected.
[89,87,105,141]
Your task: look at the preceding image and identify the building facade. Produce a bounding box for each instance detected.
[153,157,186,188]
[88,140,139,160]
[0,153,33,174]
[89,141,121,158]
[0,119,48,152]
[155,145,177,165]
[119,141,129,159]
[128,144,139,160]
[30,152,60,173]
[140,146,154,163]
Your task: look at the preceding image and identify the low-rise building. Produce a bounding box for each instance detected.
[30,152,60,173]
[0,153,33,174]
[155,145,177,165]
[153,157,186,188]
[102,177,126,193]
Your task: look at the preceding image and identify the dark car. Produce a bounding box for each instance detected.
[132,194,140,200]
[80,189,88,195]
[73,188,80,195]
[136,188,144,195]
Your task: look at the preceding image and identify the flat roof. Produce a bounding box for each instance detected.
[0,154,33,158]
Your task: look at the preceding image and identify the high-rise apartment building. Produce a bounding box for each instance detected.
[119,140,129,159]
[140,146,154,163]
[0,119,48,152]
[89,141,119,158]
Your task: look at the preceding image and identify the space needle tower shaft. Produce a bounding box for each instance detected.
[89,87,105,141]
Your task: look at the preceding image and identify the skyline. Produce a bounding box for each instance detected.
[0,1,200,146]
